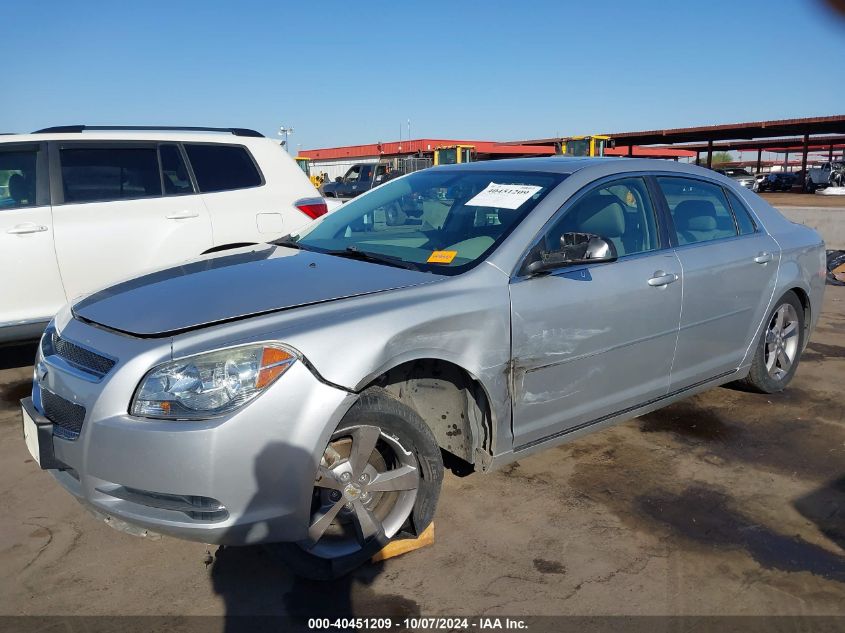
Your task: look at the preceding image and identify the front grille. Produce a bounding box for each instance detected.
[41,389,86,439]
[50,332,116,378]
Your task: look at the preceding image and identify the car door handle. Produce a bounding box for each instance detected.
[166,211,199,220]
[647,271,679,287]
[754,252,773,264]
[7,223,48,235]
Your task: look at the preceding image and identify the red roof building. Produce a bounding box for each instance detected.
[299,139,554,162]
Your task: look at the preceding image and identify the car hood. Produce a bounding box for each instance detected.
[72,245,438,337]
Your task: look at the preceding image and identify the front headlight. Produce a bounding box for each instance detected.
[131,343,296,420]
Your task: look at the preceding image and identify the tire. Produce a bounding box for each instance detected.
[827,250,845,287]
[806,178,817,193]
[269,387,443,580]
[738,291,805,394]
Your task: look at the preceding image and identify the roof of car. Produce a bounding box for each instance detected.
[0,130,273,145]
[433,156,631,175]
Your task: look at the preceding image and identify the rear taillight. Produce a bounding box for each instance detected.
[295,197,328,219]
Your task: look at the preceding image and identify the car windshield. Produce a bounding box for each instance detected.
[724,169,751,177]
[287,169,565,274]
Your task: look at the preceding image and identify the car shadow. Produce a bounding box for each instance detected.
[794,475,845,553]
[210,442,417,632]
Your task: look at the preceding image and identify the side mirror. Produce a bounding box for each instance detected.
[526,232,617,275]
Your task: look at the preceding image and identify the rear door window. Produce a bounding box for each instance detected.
[60,147,161,203]
[0,149,38,208]
[657,177,738,245]
[184,144,262,193]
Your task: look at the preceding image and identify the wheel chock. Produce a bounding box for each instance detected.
[371,522,435,562]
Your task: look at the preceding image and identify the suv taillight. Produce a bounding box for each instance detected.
[295,197,328,220]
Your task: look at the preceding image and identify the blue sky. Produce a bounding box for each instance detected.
[2,1,843,151]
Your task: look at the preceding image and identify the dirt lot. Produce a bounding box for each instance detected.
[1,289,843,622]
[761,191,845,208]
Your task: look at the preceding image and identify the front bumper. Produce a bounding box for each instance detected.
[27,319,356,546]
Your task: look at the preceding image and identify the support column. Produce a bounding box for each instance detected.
[800,134,809,191]
[696,151,700,166]
[627,145,633,157]
[706,140,713,169]
[830,145,834,162]
[756,148,762,173]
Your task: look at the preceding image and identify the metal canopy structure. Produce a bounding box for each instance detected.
[514,115,845,180]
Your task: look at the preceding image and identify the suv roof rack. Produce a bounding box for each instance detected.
[31,125,264,138]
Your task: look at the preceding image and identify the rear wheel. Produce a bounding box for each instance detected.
[271,388,442,579]
[739,291,805,393]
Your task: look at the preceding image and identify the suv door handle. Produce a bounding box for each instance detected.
[166,211,199,220]
[647,271,679,287]
[7,223,48,235]
[753,252,773,264]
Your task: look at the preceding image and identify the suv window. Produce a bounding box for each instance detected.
[0,149,38,209]
[61,147,161,203]
[184,144,262,193]
[374,164,388,184]
[657,177,737,245]
[725,189,756,235]
[359,165,374,182]
[546,177,660,258]
[159,144,193,195]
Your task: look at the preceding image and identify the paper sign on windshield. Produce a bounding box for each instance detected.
[465,183,543,210]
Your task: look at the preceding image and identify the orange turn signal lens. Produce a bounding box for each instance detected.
[256,347,294,389]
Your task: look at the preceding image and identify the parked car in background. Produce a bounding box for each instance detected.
[714,167,756,189]
[22,157,824,578]
[320,162,391,198]
[753,172,795,192]
[0,125,327,343]
[805,161,845,192]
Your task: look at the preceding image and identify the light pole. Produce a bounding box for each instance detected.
[278,126,294,153]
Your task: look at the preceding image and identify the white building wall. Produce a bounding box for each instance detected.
[307,156,380,181]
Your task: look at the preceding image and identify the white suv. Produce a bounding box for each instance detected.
[0,125,327,343]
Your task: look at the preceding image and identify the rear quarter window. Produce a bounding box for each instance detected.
[725,189,757,235]
[184,144,262,193]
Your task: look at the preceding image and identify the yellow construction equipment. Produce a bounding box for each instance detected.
[295,156,325,188]
[556,135,614,158]
[433,145,475,166]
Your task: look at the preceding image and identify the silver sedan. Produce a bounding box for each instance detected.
[22,157,825,578]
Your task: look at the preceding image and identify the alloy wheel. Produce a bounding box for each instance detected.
[764,303,800,381]
[304,424,420,559]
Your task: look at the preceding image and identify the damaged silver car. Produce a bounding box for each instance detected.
[22,157,825,577]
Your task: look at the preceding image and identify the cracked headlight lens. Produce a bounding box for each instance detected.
[131,343,296,419]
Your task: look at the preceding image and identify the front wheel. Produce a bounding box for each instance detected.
[271,388,443,579]
[739,291,805,393]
